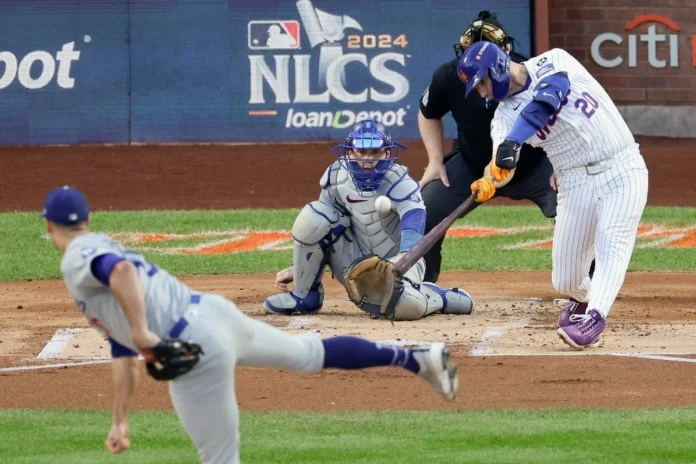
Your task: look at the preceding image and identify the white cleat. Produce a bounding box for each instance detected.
[412,342,459,401]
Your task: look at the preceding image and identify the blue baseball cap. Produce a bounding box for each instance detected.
[40,186,90,225]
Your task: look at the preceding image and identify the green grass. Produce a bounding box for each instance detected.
[1,206,695,281]
[2,408,696,463]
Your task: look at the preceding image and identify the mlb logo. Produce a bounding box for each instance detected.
[248,20,301,50]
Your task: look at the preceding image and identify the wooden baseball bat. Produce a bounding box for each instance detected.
[392,191,478,278]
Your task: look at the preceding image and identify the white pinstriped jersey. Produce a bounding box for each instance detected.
[491,49,637,172]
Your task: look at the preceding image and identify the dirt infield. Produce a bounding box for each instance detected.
[1,272,696,411]
[0,137,695,413]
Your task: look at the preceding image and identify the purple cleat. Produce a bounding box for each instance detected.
[555,298,589,328]
[557,309,605,349]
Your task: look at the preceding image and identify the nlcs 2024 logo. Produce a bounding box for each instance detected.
[247,0,411,129]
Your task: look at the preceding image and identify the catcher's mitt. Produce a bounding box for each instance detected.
[141,339,203,381]
[343,254,404,321]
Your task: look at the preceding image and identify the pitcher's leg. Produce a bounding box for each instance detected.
[228,298,459,400]
[169,343,240,464]
[236,309,326,373]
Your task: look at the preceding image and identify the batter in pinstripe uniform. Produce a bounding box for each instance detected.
[457,41,649,349]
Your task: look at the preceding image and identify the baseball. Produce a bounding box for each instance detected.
[374,195,392,213]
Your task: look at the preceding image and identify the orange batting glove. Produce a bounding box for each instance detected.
[493,139,521,183]
[490,163,512,183]
[470,177,496,203]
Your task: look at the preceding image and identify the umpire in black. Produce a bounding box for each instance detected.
[418,11,557,283]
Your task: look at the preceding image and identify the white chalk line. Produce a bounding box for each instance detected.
[3,351,696,374]
[376,339,433,347]
[36,328,84,360]
[469,351,696,359]
[286,316,315,330]
[6,351,696,374]
[469,321,530,356]
[0,359,112,373]
[610,353,696,363]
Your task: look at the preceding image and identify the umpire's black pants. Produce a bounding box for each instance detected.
[421,142,558,283]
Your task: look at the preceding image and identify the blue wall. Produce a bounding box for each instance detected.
[0,0,533,145]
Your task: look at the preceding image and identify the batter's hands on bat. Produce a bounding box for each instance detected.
[470,177,496,203]
[493,139,521,183]
[419,161,450,189]
[275,266,293,291]
[105,422,131,454]
[490,163,513,183]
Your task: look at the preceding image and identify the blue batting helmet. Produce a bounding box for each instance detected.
[457,40,511,101]
[332,119,407,195]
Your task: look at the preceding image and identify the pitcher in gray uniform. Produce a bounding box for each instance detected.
[265,119,474,320]
[41,185,459,463]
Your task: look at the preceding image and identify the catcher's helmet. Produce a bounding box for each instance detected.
[454,10,515,59]
[457,40,511,101]
[332,119,407,195]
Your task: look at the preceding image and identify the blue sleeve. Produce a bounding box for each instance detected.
[399,209,426,252]
[108,337,138,358]
[507,102,552,145]
[508,72,570,145]
[90,253,126,286]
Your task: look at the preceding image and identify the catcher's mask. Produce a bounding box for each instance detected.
[457,40,511,101]
[454,10,515,59]
[332,119,407,197]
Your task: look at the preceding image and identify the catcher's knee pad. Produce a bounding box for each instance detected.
[392,282,428,321]
[292,201,349,246]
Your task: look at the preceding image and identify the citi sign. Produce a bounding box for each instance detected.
[591,14,694,68]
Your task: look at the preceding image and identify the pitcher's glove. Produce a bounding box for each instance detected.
[344,254,404,321]
[141,339,203,381]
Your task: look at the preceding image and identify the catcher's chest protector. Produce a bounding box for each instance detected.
[333,168,400,258]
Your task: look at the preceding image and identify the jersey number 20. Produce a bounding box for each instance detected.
[574,92,600,119]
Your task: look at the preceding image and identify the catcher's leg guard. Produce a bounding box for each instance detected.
[391,259,474,320]
[421,283,474,315]
[264,201,351,315]
[328,231,363,286]
[264,284,325,316]
[390,259,434,321]
[392,283,474,320]
[391,281,428,321]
